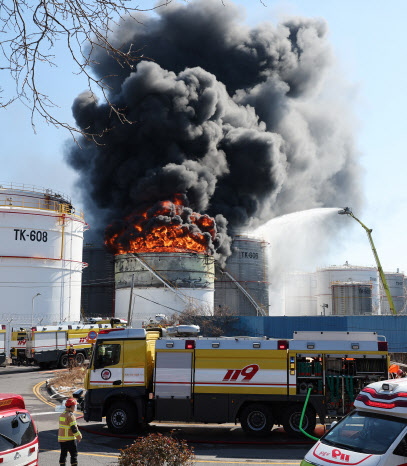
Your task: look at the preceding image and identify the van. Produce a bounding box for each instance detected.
[302,379,407,466]
[0,394,39,465]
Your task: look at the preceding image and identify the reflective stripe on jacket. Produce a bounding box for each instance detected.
[58,411,81,442]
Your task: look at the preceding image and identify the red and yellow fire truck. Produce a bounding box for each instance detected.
[0,394,39,465]
[80,327,389,436]
[24,323,115,368]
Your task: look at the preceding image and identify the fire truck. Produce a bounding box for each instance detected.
[24,323,118,369]
[11,318,126,366]
[0,325,6,367]
[10,329,28,366]
[80,327,389,436]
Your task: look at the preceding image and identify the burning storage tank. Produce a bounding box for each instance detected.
[0,183,87,326]
[115,253,215,326]
[106,197,217,326]
[214,235,269,316]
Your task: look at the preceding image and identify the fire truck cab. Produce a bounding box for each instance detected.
[0,394,39,465]
[82,328,388,436]
[0,326,6,367]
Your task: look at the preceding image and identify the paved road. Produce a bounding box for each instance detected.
[0,365,310,465]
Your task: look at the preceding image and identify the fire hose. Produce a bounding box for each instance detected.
[299,387,319,442]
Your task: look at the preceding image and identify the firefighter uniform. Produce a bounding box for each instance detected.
[67,345,76,369]
[58,399,82,465]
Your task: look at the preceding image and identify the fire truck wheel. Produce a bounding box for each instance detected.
[58,354,69,369]
[283,405,316,437]
[106,401,136,434]
[240,404,273,436]
[75,353,85,365]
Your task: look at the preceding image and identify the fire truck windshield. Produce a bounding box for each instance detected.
[321,411,407,455]
[0,413,36,452]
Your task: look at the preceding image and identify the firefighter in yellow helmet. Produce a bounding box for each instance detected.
[58,398,82,465]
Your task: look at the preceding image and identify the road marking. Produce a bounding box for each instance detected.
[38,450,300,464]
[40,449,119,458]
[31,411,59,416]
[194,462,301,465]
[33,380,56,408]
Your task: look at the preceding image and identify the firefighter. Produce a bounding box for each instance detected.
[58,398,82,465]
[67,344,76,369]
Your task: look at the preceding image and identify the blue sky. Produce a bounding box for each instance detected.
[1,0,406,274]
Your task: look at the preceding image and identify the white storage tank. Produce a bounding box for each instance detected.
[284,272,317,316]
[381,271,405,315]
[115,252,215,327]
[316,264,380,315]
[0,183,87,327]
[214,235,269,316]
[332,282,372,315]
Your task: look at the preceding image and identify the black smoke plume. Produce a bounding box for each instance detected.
[66,0,362,263]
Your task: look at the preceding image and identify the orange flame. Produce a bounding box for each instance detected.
[105,197,216,255]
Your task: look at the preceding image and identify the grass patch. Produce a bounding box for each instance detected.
[48,365,87,397]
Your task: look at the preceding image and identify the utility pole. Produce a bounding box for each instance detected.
[127,274,135,326]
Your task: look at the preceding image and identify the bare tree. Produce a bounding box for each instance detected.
[163,304,239,337]
[0,0,172,140]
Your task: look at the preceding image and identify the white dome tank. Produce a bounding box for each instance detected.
[0,184,87,326]
[316,264,380,315]
[284,271,317,316]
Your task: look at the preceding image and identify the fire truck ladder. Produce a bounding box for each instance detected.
[133,255,189,305]
[221,269,267,317]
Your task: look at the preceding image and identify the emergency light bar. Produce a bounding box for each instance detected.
[99,328,125,335]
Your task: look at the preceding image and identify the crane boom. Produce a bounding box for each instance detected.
[348,212,396,316]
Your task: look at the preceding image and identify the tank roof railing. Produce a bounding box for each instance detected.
[0,182,72,203]
[0,195,84,220]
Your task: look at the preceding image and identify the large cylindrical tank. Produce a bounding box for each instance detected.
[82,244,115,319]
[214,235,269,316]
[332,283,372,315]
[380,272,405,315]
[0,184,87,326]
[115,252,215,326]
[284,272,317,316]
[316,265,380,315]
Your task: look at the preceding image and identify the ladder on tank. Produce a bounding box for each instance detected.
[219,267,267,316]
[133,254,189,306]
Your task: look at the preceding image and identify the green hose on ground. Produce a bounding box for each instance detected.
[299,387,319,442]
